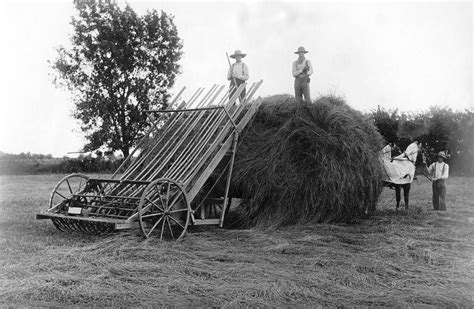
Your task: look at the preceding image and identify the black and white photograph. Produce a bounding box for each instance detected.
[0,0,472,306]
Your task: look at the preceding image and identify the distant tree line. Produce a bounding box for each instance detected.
[0,153,122,175]
[2,106,472,176]
[369,106,474,175]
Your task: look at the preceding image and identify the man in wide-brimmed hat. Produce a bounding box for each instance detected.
[425,151,449,211]
[292,46,313,103]
[227,50,249,101]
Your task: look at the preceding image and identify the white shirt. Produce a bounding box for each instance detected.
[227,62,249,81]
[292,59,313,77]
[427,162,449,180]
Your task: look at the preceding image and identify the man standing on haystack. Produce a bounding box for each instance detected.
[227,50,249,102]
[292,46,313,103]
[425,151,449,211]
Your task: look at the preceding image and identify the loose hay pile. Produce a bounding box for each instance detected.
[232,95,385,227]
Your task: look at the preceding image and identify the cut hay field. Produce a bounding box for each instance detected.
[0,174,473,307]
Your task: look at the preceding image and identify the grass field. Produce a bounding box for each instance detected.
[0,174,473,307]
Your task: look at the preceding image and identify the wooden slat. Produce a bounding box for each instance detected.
[120,87,208,180]
[168,86,242,181]
[139,109,210,180]
[36,212,129,224]
[185,81,263,201]
[87,178,150,185]
[179,91,246,184]
[176,83,247,183]
[119,87,205,181]
[164,107,227,180]
[116,86,214,195]
[186,132,235,201]
[143,86,227,182]
[153,87,226,179]
[192,219,220,226]
[143,97,223,181]
[109,86,186,180]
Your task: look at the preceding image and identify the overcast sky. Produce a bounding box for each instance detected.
[0,0,472,156]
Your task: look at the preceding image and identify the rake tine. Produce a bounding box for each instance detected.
[81,221,91,233]
[97,223,106,234]
[78,221,90,233]
[84,221,96,234]
[52,219,65,231]
[91,222,103,234]
[62,219,72,231]
[59,218,69,231]
[73,219,84,232]
[67,219,76,232]
[60,218,71,231]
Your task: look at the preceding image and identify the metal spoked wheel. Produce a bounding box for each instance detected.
[138,178,191,241]
[49,174,90,231]
[49,174,90,209]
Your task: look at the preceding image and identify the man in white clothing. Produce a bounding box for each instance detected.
[292,46,313,103]
[227,50,249,102]
[425,151,449,211]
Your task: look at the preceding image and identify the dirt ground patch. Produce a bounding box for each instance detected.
[0,174,473,307]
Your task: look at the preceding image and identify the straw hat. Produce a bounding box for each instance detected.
[230,50,246,58]
[294,46,309,54]
[437,151,448,159]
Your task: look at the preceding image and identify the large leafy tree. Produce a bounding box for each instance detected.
[370,106,399,144]
[52,0,182,157]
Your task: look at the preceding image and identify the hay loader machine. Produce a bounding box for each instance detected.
[36,81,263,240]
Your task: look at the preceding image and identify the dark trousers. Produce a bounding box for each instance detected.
[432,179,446,211]
[294,77,311,103]
[229,79,246,102]
[395,183,411,209]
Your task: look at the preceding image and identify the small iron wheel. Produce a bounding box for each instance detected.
[49,174,90,210]
[138,178,190,241]
[49,174,90,232]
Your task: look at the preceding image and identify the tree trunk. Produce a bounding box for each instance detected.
[121,147,130,159]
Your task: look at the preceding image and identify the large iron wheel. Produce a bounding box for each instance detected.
[138,179,191,241]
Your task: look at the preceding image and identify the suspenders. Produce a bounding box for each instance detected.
[232,63,245,76]
[434,163,446,179]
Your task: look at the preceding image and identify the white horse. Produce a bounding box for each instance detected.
[380,142,419,209]
[381,142,419,185]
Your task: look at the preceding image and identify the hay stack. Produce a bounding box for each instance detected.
[232,95,385,227]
